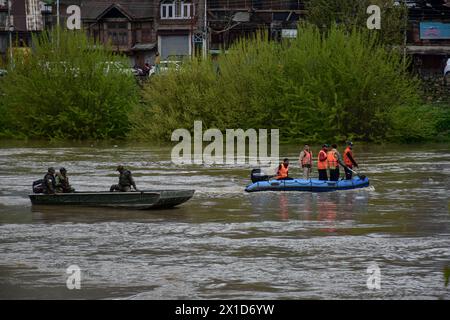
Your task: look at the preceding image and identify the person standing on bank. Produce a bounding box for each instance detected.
[343,142,358,180]
[110,165,139,192]
[43,167,56,194]
[298,144,313,180]
[317,145,329,181]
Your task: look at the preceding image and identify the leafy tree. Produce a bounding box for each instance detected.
[132,24,423,143]
[0,28,138,140]
[306,0,408,45]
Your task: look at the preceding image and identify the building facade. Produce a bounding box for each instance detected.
[45,1,305,65]
[0,0,46,65]
[207,0,305,52]
[51,0,205,66]
[1,0,449,77]
[406,0,450,76]
[0,1,7,60]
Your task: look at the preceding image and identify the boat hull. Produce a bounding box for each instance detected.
[29,190,195,210]
[245,177,369,193]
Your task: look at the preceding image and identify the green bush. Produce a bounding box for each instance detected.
[0,28,139,140]
[387,103,450,142]
[132,24,421,143]
[306,0,408,45]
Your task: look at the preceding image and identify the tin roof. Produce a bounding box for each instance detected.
[131,42,157,51]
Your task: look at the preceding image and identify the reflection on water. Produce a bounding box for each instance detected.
[0,142,449,299]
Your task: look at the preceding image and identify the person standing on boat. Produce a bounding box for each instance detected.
[110,165,139,192]
[55,167,75,193]
[298,144,313,180]
[328,144,342,181]
[317,145,329,181]
[43,167,56,194]
[343,142,358,180]
[276,158,293,180]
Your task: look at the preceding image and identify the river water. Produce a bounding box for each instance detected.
[0,142,449,299]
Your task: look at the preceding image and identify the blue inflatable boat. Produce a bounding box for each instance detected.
[245,176,370,193]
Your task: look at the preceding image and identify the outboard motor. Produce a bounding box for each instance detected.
[251,169,270,183]
[32,179,44,194]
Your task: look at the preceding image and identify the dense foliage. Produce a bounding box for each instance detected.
[1,25,448,143]
[131,24,445,143]
[306,0,408,45]
[0,28,139,139]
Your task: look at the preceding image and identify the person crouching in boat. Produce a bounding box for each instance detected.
[298,144,313,180]
[276,158,293,180]
[110,165,139,192]
[317,145,329,181]
[55,167,75,193]
[343,141,358,180]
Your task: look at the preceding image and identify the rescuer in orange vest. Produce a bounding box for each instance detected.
[343,141,358,180]
[317,144,329,181]
[276,158,293,180]
[298,144,313,180]
[328,144,342,181]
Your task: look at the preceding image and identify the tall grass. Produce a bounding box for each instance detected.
[131,24,422,143]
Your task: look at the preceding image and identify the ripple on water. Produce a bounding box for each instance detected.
[0,144,449,299]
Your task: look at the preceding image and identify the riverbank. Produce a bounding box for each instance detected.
[0,27,449,143]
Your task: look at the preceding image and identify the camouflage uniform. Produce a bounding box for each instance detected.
[110,166,138,192]
[55,171,75,193]
[43,168,56,194]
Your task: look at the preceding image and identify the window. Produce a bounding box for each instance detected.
[0,12,7,30]
[40,2,52,14]
[107,22,129,46]
[161,1,193,19]
[142,28,152,42]
[108,22,128,30]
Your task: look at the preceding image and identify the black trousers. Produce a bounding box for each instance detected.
[344,166,353,180]
[329,168,340,181]
[110,184,131,192]
[318,169,328,181]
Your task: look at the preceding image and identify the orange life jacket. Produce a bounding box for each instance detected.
[276,163,289,179]
[317,150,328,170]
[327,150,338,170]
[301,151,312,166]
[344,146,353,167]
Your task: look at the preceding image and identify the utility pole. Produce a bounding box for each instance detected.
[57,0,60,27]
[203,0,207,58]
[56,0,60,47]
[7,0,13,68]
[403,0,408,67]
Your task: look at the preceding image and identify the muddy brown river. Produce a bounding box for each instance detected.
[0,141,449,299]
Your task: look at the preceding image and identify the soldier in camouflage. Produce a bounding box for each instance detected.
[55,167,75,193]
[43,167,56,194]
[110,165,139,192]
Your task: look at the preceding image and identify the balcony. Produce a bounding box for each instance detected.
[160,1,194,20]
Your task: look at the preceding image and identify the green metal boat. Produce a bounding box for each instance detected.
[29,190,195,210]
